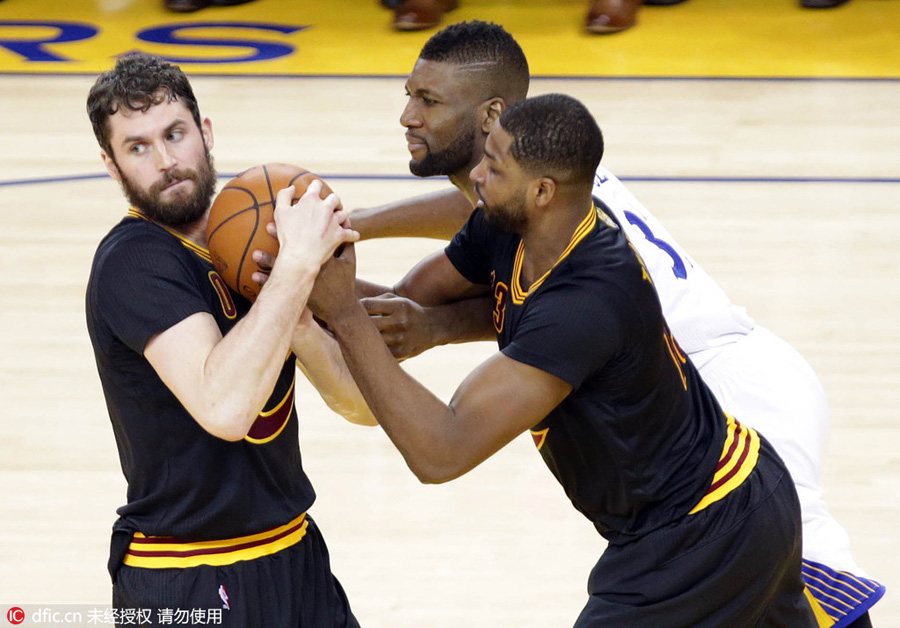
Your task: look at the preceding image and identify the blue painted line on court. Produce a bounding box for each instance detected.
[1,72,899,83]
[617,175,900,184]
[2,173,899,188]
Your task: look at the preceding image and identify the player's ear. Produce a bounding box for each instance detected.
[533,177,556,208]
[101,151,121,182]
[480,99,504,133]
[201,117,214,152]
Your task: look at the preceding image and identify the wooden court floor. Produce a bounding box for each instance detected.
[0,72,897,626]
[1,0,899,612]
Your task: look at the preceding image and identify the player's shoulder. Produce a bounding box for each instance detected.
[570,212,628,268]
[99,216,184,253]
[558,218,650,298]
[93,215,188,277]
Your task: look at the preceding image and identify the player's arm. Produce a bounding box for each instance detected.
[312,247,571,482]
[145,183,357,441]
[361,294,494,360]
[255,222,492,361]
[291,308,377,426]
[351,331,569,483]
[355,246,486,306]
[364,247,495,359]
[350,187,473,241]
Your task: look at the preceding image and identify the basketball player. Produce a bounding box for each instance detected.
[309,93,817,627]
[85,53,368,626]
[344,21,883,628]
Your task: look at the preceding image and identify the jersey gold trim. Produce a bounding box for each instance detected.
[128,208,212,263]
[245,364,296,444]
[510,205,599,305]
[530,427,549,451]
[208,271,237,320]
[123,512,308,569]
[492,276,510,334]
[688,414,760,515]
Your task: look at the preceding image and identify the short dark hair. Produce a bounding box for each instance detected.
[87,53,202,157]
[419,20,529,103]
[498,94,604,186]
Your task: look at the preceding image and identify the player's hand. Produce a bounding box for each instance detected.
[251,247,274,286]
[307,242,359,322]
[272,182,359,272]
[253,191,354,285]
[361,294,435,361]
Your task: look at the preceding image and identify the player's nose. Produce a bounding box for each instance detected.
[154,143,177,170]
[400,101,421,128]
[470,157,486,183]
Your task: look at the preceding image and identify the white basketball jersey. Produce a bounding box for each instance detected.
[591,166,754,368]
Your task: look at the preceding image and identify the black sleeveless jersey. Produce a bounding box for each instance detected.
[446,206,728,541]
[86,213,316,541]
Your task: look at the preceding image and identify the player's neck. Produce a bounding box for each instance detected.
[450,173,478,207]
[137,209,209,248]
[173,217,209,248]
[520,200,593,288]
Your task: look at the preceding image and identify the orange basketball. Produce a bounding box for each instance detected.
[206,163,335,301]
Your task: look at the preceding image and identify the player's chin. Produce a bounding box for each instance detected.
[158,183,194,205]
[407,144,428,163]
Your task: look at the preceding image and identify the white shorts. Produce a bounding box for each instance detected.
[695,326,865,576]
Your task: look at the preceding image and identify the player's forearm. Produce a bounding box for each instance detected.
[328,302,469,483]
[350,188,474,241]
[422,297,495,347]
[356,277,393,298]
[292,315,378,427]
[201,260,319,440]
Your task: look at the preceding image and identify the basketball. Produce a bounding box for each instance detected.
[206,163,336,301]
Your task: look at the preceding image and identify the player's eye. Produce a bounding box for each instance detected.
[129,143,146,155]
[168,129,184,142]
[422,97,437,106]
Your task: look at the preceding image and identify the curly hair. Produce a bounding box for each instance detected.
[499,94,604,186]
[87,53,201,157]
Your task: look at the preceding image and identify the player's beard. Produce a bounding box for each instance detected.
[119,150,217,227]
[409,126,477,178]
[481,191,529,234]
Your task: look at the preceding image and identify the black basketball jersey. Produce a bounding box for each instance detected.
[86,212,316,541]
[446,206,731,540]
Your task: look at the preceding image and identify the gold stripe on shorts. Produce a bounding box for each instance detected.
[123,512,308,569]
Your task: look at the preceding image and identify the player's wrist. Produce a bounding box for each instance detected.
[261,256,319,300]
[326,299,368,338]
[273,244,325,275]
[420,306,449,347]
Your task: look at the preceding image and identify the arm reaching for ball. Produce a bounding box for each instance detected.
[292,308,377,426]
[349,187,474,241]
[307,243,572,484]
[361,293,494,360]
[252,187,493,362]
[144,182,358,441]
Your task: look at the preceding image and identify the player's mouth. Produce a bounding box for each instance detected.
[474,185,486,209]
[406,133,426,154]
[159,175,196,196]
